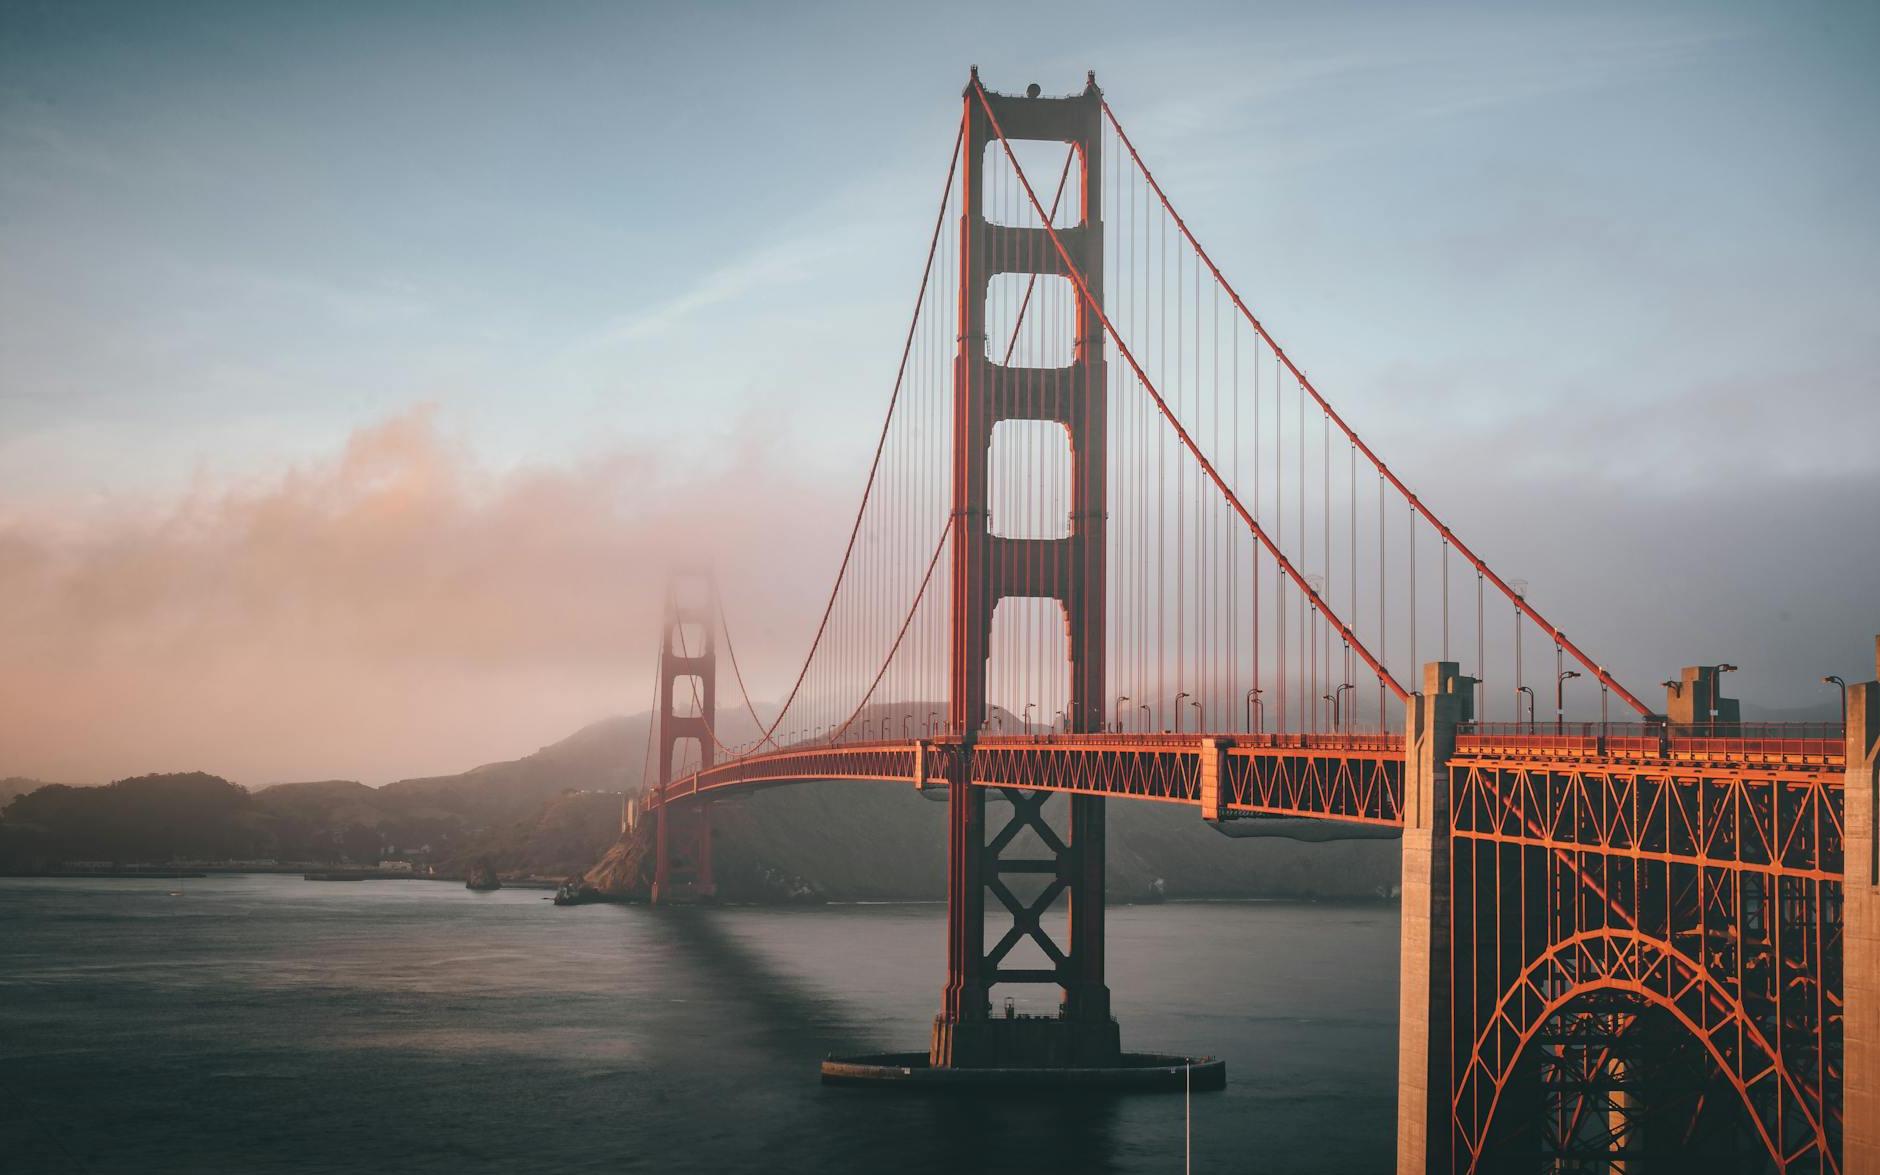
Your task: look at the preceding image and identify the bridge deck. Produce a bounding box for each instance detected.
[645,726,1846,836]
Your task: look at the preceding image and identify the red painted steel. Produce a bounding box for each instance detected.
[652,572,718,902]
[628,74,1851,1171]
[644,725,1848,1170]
[940,71,1113,1041]
[1447,745,1845,1172]
[644,733,1403,823]
[969,77,1409,704]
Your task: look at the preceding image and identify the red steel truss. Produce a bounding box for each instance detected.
[643,724,1850,1171]
[647,732,1404,828]
[1446,745,1845,1173]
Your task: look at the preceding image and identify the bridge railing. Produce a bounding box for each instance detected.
[1457,721,1846,766]
[970,730,1402,752]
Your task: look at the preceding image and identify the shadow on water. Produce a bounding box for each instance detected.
[637,906,871,1056]
[639,906,1131,1175]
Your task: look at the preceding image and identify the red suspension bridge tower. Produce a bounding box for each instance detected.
[651,570,717,904]
[935,69,1118,1069]
[619,69,1878,1169]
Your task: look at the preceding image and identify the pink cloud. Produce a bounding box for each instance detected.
[0,406,846,785]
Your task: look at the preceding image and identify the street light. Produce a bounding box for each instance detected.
[1188,697,1202,730]
[1825,675,1848,719]
[1022,702,1037,734]
[926,711,939,737]
[1245,687,1264,734]
[1556,670,1582,733]
[1516,685,1536,732]
[1114,695,1131,733]
[1712,663,1738,723]
[903,714,912,739]
[1174,691,1191,734]
[1331,682,1355,732]
[1139,702,1152,731]
[1054,709,1067,733]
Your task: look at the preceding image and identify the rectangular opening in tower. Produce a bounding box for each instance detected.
[982,139,1082,229]
[984,596,1071,735]
[984,272,1076,368]
[670,674,707,718]
[987,419,1072,540]
[666,735,704,780]
[672,620,708,656]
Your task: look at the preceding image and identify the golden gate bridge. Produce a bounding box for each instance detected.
[623,71,1875,1175]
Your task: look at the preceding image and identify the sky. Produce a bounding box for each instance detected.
[1,0,1875,784]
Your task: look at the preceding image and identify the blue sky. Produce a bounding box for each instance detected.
[2,0,1875,781]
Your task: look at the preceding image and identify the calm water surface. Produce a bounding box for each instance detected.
[0,876,1398,1173]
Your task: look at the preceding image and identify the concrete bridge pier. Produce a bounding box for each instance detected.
[1395,662,1472,1175]
[1844,636,1880,1174]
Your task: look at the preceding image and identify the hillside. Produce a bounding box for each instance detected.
[2,710,1400,898]
[1,777,60,808]
[378,715,645,820]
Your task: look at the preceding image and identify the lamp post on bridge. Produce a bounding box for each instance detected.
[903,714,912,739]
[1330,683,1354,733]
[1022,702,1037,734]
[1189,697,1202,731]
[1713,664,1738,724]
[1114,695,1130,733]
[1825,675,1848,719]
[1556,670,1581,733]
[1055,709,1067,733]
[1174,692,1190,734]
[927,711,939,737]
[1245,687,1264,734]
[1516,686,1536,733]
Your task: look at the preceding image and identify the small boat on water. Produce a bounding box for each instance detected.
[464,863,502,892]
